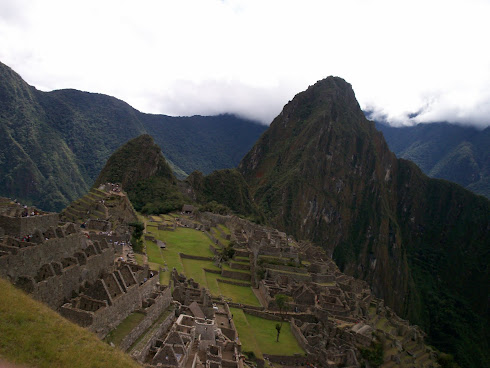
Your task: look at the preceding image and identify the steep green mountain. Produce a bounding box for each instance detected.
[239,77,490,367]
[94,134,186,214]
[375,121,490,199]
[93,135,261,220]
[0,61,266,212]
[185,169,264,222]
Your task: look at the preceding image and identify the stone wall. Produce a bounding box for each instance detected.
[217,278,251,287]
[180,253,214,261]
[61,272,160,338]
[267,269,311,283]
[0,213,59,237]
[132,310,176,362]
[241,308,282,321]
[209,244,220,255]
[263,354,310,366]
[204,268,221,275]
[119,288,173,351]
[234,249,250,258]
[221,269,251,281]
[262,264,307,274]
[228,302,264,311]
[86,219,111,231]
[229,262,250,271]
[0,232,86,279]
[311,273,336,283]
[290,318,315,354]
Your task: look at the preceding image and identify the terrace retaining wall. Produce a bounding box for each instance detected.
[119,291,173,352]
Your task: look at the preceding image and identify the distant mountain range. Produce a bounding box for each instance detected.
[239,77,490,367]
[0,61,266,211]
[375,121,490,199]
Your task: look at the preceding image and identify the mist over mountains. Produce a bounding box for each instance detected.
[1,59,489,366]
[0,61,266,211]
[374,121,490,199]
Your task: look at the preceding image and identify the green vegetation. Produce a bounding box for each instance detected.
[94,135,187,214]
[142,225,260,306]
[275,323,282,342]
[230,308,304,358]
[129,222,144,253]
[360,342,384,368]
[0,61,266,212]
[128,306,174,355]
[217,224,231,235]
[186,169,264,222]
[104,312,145,346]
[239,77,490,367]
[216,281,260,306]
[182,258,220,286]
[376,121,490,199]
[0,278,140,368]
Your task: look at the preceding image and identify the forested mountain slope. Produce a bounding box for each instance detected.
[239,77,490,367]
[0,61,266,211]
[375,121,490,199]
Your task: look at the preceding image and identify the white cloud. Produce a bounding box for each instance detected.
[0,0,489,127]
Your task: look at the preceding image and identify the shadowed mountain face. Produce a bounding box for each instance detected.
[375,121,490,199]
[93,134,186,214]
[0,61,266,212]
[239,77,490,367]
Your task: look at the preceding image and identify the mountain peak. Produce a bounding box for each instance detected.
[277,76,363,127]
[239,77,490,366]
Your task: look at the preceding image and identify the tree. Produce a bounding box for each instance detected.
[275,323,282,342]
[274,293,290,342]
[129,221,144,253]
[275,293,290,321]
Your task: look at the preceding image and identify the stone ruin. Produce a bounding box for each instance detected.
[194,211,441,368]
[0,199,443,368]
[140,271,243,368]
[61,262,171,337]
[0,196,170,343]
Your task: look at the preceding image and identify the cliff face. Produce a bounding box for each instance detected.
[239,77,490,367]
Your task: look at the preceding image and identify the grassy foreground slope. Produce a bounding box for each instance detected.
[0,278,140,368]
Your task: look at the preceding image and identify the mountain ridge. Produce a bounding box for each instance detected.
[375,121,490,199]
[239,76,490,367]
[0,61,266,212]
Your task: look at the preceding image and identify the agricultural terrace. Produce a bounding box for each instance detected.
[141,217,260,306]
[230,308,305,358]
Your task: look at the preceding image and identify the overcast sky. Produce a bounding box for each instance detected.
[1,0,489,127]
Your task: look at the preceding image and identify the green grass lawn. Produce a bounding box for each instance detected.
[181,258,220,287]
[221,263,251,274]
[217,281,260,306]
[217,224,231,235]
[144,227,218,288]
[145,240,166,266]
[158,227,214,257]
[104,312,145,346]
[230,308,304,358]
[145,226,259,307]
[204,271,223,296]
[0,278,140,368]
[212,227,231,246]
[133,253,144,265]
